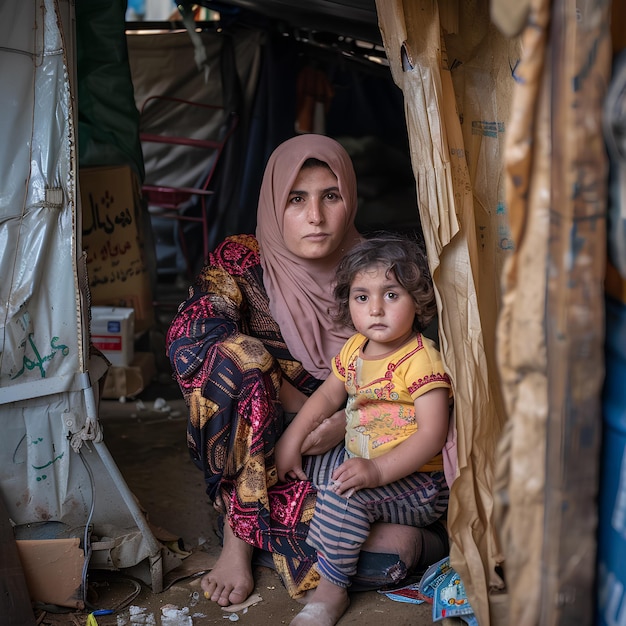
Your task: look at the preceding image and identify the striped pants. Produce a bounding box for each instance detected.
[305,459,448,588]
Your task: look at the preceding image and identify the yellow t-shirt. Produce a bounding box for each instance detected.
[332,332,451,471]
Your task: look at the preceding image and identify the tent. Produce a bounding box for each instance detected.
[0,1,183,612]
[1,0,622,623]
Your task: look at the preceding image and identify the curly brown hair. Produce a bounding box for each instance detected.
[332,233,436,333]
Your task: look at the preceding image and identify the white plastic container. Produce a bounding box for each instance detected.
[91,306,135,367]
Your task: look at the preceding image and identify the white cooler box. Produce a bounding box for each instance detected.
[91,306,135,367]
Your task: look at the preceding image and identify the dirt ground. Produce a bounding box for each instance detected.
[32,370,445,626]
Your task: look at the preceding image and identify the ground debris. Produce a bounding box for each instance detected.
[220,593,263,613]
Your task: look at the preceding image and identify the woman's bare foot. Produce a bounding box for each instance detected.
[295,589,316,605]
[201,520,255,607]
[289,578,349,626]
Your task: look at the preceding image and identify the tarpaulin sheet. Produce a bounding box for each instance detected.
[376,0,611,623]
[76,0,145,180]
[0,0,168,593]
[126,27,262,271]
[0,0,105,536]
[374,2,508,623]
[0,0,84,398]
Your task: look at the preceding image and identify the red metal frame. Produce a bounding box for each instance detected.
[139,95,239,277]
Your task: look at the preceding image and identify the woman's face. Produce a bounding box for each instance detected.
[282,165,349,260]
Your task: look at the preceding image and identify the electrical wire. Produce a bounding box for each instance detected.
[78,445,97,605]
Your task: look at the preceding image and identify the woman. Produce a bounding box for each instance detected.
[166,134,448,608]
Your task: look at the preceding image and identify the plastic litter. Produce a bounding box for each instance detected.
[161,605,193,626]
[153,397,168,411]
[416,557,478,625]
[127,605,156,625]
[378,582,425,604]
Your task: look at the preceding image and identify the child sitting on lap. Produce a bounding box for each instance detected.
[276,233,452,626]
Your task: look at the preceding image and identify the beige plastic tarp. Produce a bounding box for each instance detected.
[376,0,612,623]
[375,1,510,623]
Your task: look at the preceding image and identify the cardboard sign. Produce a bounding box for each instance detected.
[80,165,154,333]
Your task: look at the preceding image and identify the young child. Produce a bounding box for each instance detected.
[275,234,452,626]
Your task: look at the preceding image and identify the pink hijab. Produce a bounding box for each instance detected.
[256,134,361,379]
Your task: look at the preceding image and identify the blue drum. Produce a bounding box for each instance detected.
[597,296,626,625]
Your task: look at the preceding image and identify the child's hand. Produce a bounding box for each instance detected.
[331,457,382,496]
[275,434,308,482]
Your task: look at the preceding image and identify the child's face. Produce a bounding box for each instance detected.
[348,263,418,355]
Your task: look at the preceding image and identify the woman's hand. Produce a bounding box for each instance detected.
[300,409,346,456]
[331,457,382,496]
[279,379,308,414]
